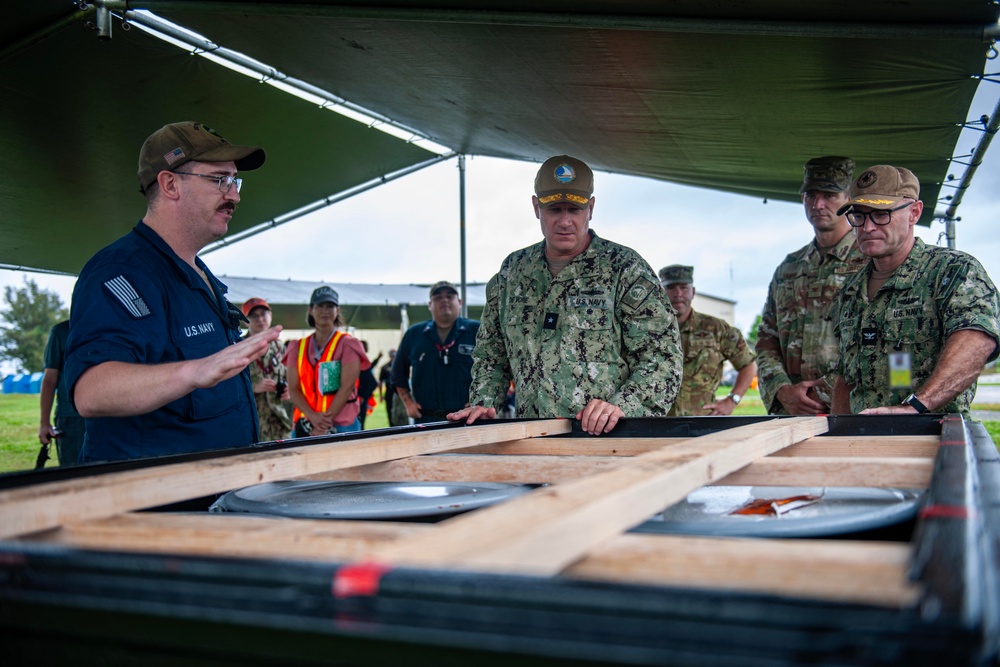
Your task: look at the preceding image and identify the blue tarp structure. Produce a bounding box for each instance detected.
[1,373,42,394]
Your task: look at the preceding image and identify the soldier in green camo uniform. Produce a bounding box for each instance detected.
[659,265,757,416]
[243,298,293,441]
[755,156,868,415]
[449,155,682,435]
[830,165,1000,415]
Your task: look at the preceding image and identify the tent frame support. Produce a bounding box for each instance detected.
[99,2,1000,41]
[937,94,1000,248]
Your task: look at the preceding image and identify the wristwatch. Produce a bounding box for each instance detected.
[902,393,929,413]
[727,392,742,405]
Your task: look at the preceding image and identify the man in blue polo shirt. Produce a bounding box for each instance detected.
[66,122,281,463]
[391,281,480,423]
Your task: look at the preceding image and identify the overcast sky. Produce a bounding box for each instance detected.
[3,85,999,375]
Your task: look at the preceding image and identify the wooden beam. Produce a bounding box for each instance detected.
[456,438,683,456]
[368,417,828,575]
[0,420,570,539]
[302,454,627,483]
[29,513,427,562]
[459,435,938,458]
[565,533,920,608]
[778,435,938,458]
[717,456,933,488]
[31,512,917,607]
[303,454,932,488]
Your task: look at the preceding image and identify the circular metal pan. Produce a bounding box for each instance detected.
[633,486,923,538]
[209,480,533,520]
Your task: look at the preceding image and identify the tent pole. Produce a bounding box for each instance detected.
[938,95,1000,249]
[459,155,468,319]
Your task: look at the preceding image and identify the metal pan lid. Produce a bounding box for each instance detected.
[210,480,533,519]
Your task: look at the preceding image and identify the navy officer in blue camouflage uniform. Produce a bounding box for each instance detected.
[391,281,480,423]
[66,122,281,463]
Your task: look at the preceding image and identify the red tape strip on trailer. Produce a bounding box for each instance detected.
[919,505,972,520]
[333,562,393,598]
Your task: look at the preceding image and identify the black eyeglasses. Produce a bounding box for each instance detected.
[173,171,242,193]
[846,201,913,227]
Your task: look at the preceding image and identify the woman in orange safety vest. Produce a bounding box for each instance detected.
[283,286,371,435]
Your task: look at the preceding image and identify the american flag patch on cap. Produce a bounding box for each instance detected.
[163,147,185,165]
[104,275,151,318]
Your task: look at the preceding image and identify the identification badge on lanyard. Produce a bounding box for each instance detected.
[318,360,342,394]
[889,352,912,389]
[436,340,455,366]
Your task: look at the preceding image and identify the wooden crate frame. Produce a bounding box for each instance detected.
[1,416,941,607]
[2,413,997,666]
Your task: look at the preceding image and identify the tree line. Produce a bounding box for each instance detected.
[0,278,68,374]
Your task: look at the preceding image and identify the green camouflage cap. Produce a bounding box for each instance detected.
[800,156,855,194]
[836,165,921,216]
[658,264,694,286]
[429,280,458,298]
[534,155,594,208]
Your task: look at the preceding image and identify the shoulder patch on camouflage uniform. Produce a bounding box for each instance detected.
[485,274,501,302]
[620,274,658,315]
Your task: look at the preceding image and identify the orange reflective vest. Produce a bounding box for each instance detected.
[293,331,348,421]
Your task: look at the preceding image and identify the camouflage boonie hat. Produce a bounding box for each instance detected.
[658,264,694,286]
[836,165,921,216]
[534,155,594,208]
[800,156,855,194]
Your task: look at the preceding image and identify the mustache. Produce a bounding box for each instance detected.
[218,202,237,213]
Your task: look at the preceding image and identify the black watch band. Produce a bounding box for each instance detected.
[903,393,929,413]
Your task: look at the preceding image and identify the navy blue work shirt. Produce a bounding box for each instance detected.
[66,221,258,463]
[390,317,480,419]
[43,320,80,419]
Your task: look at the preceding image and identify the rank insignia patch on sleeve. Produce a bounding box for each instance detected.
[104,275,151,318]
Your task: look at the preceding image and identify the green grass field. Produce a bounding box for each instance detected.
[1,389,996,474]
[0,393,391,474]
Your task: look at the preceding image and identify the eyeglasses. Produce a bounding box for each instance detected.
[846,201,913,227]
[173,171,242,193]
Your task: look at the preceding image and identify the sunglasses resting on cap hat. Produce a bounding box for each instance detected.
[137,122,266,193]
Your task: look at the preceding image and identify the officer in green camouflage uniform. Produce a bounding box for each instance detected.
[830,165,1000,415]
[450,155,682,435]
[756,156,868,414]
[659,265,756,416]
[243,298,293,441]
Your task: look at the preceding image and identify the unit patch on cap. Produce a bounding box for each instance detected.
[554,164,577,184]
[104,275,151,318]
[857,170,878,188]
